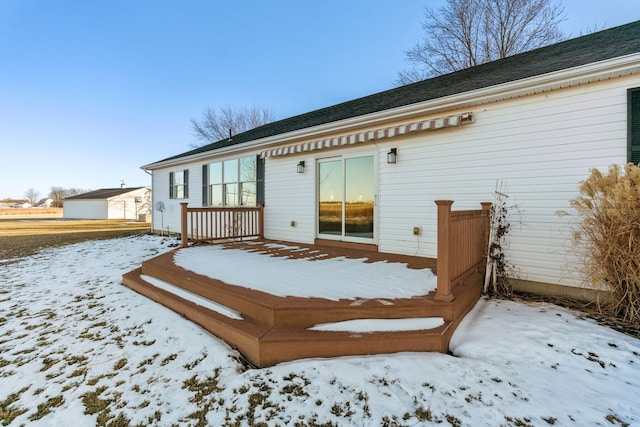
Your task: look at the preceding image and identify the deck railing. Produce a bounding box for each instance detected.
[180,203,264,248]
[435,200,492,301]
[179,200,489,301]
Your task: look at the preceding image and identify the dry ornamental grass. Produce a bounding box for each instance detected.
[571,163,640,324]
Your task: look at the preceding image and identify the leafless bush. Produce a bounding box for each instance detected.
[571,164,640,323]
[484,182,520,296]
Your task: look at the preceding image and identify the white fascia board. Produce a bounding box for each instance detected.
[143,53,640,171]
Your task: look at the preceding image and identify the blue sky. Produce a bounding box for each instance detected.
[1,1,638,200]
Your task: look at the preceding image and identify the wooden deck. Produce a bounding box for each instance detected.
[122,240,483,367]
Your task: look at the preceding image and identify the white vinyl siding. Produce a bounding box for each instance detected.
[375,76,634,287]
[63,200,108,219]
[152,169,175,233]
[149,73,639,289]
[263,156,316,243]
[263,75,637,288]
[152,166,201,234]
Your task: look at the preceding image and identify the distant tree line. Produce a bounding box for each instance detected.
[48,187,88,207]
[23,187,89,208]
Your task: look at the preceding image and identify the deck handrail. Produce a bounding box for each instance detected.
[435,200,492,301]
[179,200,489,301]
[180,203,264,248]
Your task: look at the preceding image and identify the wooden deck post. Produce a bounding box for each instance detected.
[435,200,455,302]
[180,202,188,248]
[258,203,265,239]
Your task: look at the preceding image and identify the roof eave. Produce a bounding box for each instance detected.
[142,52,640,171]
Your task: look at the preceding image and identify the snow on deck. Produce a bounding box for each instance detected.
[140,274,243,320]
[309,317,445,332]
[172,244,437,301]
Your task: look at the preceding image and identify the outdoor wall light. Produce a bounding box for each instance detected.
[297,161,306,173]
[387,148,397,164]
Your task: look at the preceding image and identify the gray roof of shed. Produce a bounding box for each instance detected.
[64,187,147,201]
[151,20,640,166]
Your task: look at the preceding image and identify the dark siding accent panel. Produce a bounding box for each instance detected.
[184,169,189,198]
[256,157,265,205]
[630,87,640,165]
[169,172,174,199]
[202,164,209,206]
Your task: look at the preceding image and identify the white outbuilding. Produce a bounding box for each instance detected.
[63,187,151,221]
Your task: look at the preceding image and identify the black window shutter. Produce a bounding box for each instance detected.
[256,157,265,205]
[629,87,640,165]
[184,169,189,198]
[202,164,209,206]
[169,172,174,199]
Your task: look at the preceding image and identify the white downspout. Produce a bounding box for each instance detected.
[143,168,153,234]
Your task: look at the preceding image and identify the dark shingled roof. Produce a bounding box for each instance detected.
[153,20,640,165]
[64,187,146,200]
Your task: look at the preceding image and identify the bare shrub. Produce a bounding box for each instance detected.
[484,181,520,296]
[571,164,640,323]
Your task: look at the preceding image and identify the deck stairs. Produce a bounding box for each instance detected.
[122,245,482,367]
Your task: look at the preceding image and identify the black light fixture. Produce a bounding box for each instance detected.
[297,160,305,173]
[387,148,397,164]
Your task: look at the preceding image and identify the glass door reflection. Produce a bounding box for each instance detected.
[318,159,343,236]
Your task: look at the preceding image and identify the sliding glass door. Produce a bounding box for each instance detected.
[318,155,375,243]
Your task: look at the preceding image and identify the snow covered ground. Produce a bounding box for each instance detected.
[0,235,638,426]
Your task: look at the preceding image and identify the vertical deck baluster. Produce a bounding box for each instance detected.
[225,210,230,238]
[191,211,195,241]
[251,208,256,235]
[216,210,220,239]
[197,210,201,241]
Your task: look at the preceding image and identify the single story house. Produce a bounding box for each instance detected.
[63,187,151,221]
[36,198,54,208]
[12,202,32,208]
[142,21,640,299]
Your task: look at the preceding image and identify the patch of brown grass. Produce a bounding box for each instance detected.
[0,208,62,216]
[0,216,150,259]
